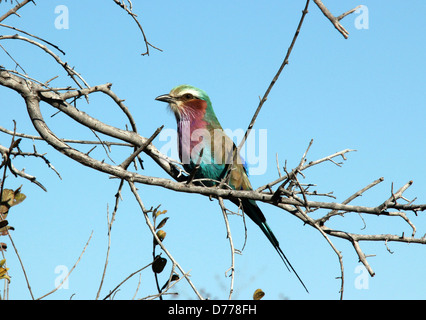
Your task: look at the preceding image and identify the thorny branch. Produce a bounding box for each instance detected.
[0,0,425,300]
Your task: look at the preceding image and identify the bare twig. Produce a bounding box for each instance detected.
[37,231,93,300]
[0,125,133,147]
[220,0,311,187]
[0,0,35,23]
[0,22,66,55]
[337,5,362,21]
[120,125,164,169]
[95,183,123,300]
[0,34,89,92]
[128,181,204,300]
[318,177,385,224]
[103,259,155,300]
[313,0,347,38]
[218,197,236,300]
[112,0,162,56]
[235,0,311,161]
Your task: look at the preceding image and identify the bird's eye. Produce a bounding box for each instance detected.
[183,93,194,100]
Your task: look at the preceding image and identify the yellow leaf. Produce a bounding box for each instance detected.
[154,209,167,218]
[13,191,26,206]
[154,230,166,246]
[156,230,166,241]
[0,270,10,282]
[0,189,14,215]
[1,189,14,204]
[0,259,9,282]
[0,187,26,216]
[253,288,265,300]
[0,266,9,277]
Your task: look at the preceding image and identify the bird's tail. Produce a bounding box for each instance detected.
[241,198,309,293]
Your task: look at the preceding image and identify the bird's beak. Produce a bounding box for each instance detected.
[155,94,175,103]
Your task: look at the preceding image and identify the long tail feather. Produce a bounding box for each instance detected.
[263,221,309,293]
[241,199,309,293]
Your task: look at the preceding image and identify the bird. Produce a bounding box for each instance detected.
[155,84,308,293]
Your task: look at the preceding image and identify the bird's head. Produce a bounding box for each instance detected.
[155,85,212,121]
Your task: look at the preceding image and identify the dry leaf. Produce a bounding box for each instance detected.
[156,230,166,241]
[154,209,167,218]
[156,217,169,230]
[0,259,10,282]
[253,288,265,300]
[0,220,8,229]
[0,187,26,216]
[152,256,167,273]
[0,225,14,236]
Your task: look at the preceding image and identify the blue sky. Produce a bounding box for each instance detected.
[0,1,425,300]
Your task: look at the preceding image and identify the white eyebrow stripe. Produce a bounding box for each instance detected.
[176,88,200,98]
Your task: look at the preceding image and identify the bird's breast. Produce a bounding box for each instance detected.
[177,118,211,165]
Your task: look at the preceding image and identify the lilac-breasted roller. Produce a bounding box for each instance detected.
[156,84,308,292]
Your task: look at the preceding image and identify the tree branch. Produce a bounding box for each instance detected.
[0,0,35,23]
[313,0,361,39]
